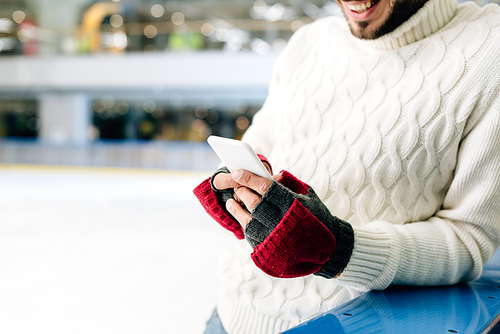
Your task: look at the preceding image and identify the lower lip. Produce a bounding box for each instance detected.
[343,0,380,20]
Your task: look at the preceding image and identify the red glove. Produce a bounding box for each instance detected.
[193,155,272,240]
[245,171,354,279]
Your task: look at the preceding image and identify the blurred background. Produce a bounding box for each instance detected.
[0,0,345,170]
[0,0,498,333]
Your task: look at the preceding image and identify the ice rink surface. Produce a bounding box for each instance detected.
[0,165,239,334]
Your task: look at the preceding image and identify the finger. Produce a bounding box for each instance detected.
[232,170,273,195]
[226,199,252,228]
[262,162,272,174]
[234,186,263,212]
[272,173,282,182]
[213,172,241,190]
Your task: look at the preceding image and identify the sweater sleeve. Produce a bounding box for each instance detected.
[334,99,500,291]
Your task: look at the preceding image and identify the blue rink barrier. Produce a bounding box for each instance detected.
[285,250,500,334]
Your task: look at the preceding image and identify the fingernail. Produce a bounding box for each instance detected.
[232,170,242,180]
[226,199,233,211]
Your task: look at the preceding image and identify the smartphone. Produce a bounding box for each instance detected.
[207,135,273,180]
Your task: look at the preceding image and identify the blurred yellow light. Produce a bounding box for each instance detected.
[110,14,123,28]
[291,20,304,32]
[151,4,165,18]
[200,23,214,37]
[140,121,154,135]
[112,0,120,2]
[171,12,185,26]
[144,25,158,38]
[12,10,26,24]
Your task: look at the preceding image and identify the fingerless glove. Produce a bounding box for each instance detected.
[193,154,272,240]
[246,171,355,279]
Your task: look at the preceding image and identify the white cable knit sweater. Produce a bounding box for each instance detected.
[217,0,500,333]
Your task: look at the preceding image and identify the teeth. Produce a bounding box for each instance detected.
[347,1,373,13]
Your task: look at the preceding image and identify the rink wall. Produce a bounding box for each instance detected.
[0,139,220,171]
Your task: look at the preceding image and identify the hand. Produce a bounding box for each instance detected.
[235,170,355,279]
[212,161,276,228]
[225,170,281,228]
[193,155,273,240]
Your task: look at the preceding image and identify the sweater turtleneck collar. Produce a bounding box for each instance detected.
[356,0,458,50]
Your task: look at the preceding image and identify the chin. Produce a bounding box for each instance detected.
[348,22,380,40]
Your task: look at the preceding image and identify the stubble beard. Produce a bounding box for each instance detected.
[345,0,430,40]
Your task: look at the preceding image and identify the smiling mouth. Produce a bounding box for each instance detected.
[346,0,380,13]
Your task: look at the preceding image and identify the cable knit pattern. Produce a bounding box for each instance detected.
[216,0,500,333]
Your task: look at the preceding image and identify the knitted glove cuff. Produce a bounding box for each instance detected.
[244,181,297,248]
[245,170,354,278]
[193,166,243,239]
[314,218,354,278]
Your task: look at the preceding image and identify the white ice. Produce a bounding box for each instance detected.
[0,166,238,334]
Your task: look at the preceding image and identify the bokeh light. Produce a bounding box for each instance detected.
[27,117,40,131]
[143,100,156,113]
[291,20,304,32]
[144,44,157,52]
[151,4,165,18]
[235,102,248,113]
[195,106,209,118]
[215,28,228,42]
[114,31,128,49]
[116,102,129,115]
[152,106,164,118]
[102,96,115,108]
[171,12,185,26]
[201,23,214,37]
[265,3,286,22]
[206,111,219,124]
[17,29,31,42]
[236,116,249,130]
[253,0,268,14]
[144,25,158,38]
[251,38,271,55]
[110,14,124,28]
[12,10,26,24]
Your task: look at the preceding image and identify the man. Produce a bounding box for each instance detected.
[194,0,500,332]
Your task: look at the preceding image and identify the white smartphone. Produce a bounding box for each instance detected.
[207,135,273,180]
